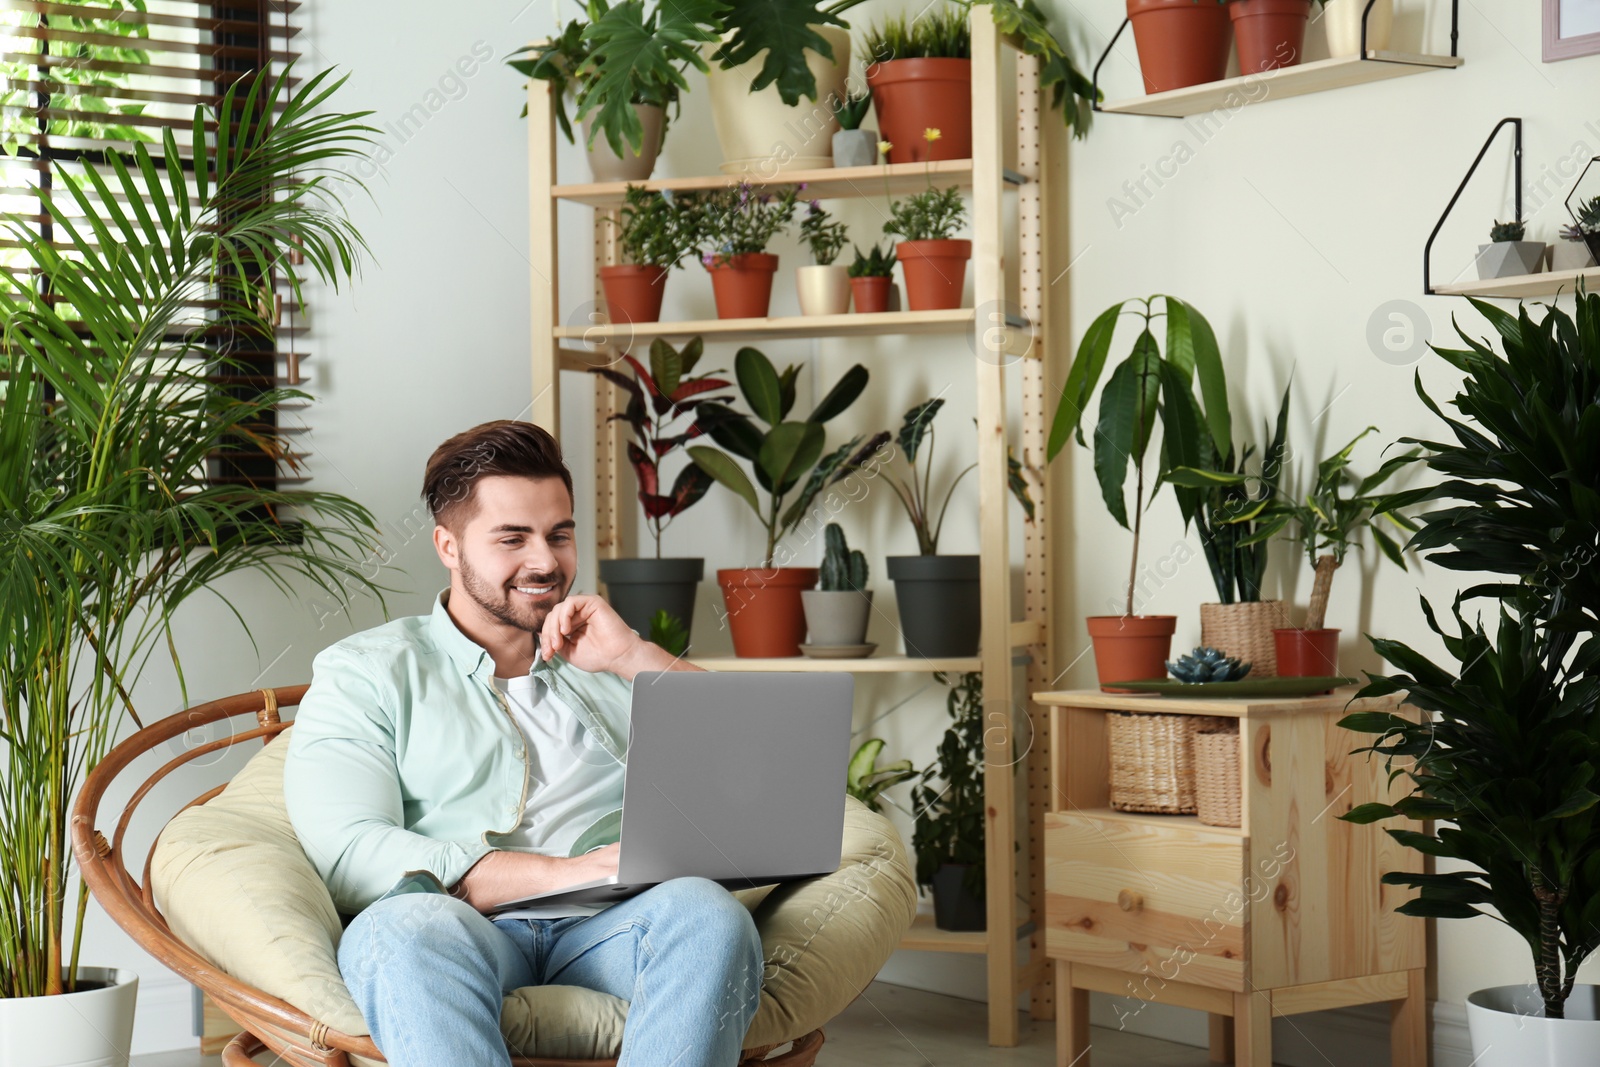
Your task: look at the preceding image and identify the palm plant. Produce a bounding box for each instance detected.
[0,69,385,999]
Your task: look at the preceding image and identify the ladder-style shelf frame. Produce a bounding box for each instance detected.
[527,16,1057,1047]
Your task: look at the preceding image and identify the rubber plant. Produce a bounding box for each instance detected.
[588,336,728,557]
[687,348,886,568]
[912,671,991,899]
[1339,293,1600,1020]
[0,68,384,999]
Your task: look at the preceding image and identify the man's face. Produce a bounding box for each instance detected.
[435,475,577,635]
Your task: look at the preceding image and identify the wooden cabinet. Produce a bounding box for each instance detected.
[1033,688,1429,1067]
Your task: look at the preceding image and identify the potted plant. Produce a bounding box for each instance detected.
[589,336,729,645]
[1476,217,1546,280]
[1126,0,1233,94]
[687,349,884,656]
[831,87,877,167]
[679,183,800,319]
[508,1,700,181]
[1323,0,1391,55]
[912,671,989,931]
[845,738,917,813]
[1553,221,1598,273]
[846,242,897,313]
[862,6,972,164]
[1228,0,1322,72]
[800,523,873,652]
[879,399,1034,657]
[1167,384,1292,675]
[600,185,695,325]
[795,199,852,316]
[1047,296,1230,690]
[1340,294,1600,1065]
[1557,192,1600,269]
[885,146,970,310]
[0,70,382,1057]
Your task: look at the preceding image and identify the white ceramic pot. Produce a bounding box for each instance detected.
[0,967,139,1066]
[582,103,664,183]
[1466,984,1600,1066]
[704,27,850,176]
[1323,0,1393,57]
[796,264,851,315]
[1552,240,1597,272]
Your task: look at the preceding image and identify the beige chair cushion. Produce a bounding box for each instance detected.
[151,726,915,1062]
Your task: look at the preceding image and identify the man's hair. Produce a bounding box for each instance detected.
[422,420,573,530]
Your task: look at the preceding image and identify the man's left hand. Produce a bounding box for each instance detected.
[539,595,698,679]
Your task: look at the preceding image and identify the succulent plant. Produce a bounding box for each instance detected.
[1166,646,1252,684]
[1574,194,1600,235]
[834,88,872,132]
[820,522,868,592]
[1489,218,1526,243]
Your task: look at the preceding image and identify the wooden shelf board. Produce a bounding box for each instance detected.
[553,159,1025,206]
[553,308,1015,345]
[1033,686,1364,716]
[1432,266,1600,298]
[1059,806,1246,838]
[1102,52,1462,118]
[687,655,981,673]
[898,913,989,954]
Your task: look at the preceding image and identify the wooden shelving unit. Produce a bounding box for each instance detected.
[1430,264,1600,298]
[527,16,1058,1047]
[1100,51,1461,118]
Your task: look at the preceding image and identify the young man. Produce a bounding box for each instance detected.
[284,420,762,1067]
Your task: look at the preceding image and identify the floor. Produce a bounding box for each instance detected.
[129,980,1245,1066]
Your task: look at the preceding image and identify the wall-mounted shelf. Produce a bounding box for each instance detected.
[1432,265,1600,298]
[553,160,1025,207]
[1101,51,1461,118]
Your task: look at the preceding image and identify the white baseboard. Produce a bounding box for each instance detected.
[130,975,197,1056]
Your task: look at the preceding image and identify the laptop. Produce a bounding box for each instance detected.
[489,670,854,911]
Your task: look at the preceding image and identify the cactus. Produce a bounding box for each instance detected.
[820,523,868,592]
[1166,646,1252,684]
[1489,218,1526,243]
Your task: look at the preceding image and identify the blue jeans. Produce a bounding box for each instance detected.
[337,877,764,1067]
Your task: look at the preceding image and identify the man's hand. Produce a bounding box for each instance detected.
[539,594,700,680]
[451,844,621,914]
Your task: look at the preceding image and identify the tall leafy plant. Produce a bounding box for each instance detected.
[1340,294,1600,1020]
[1047,296,1231,618]
[0,69,385,999]
[912,671,989,898]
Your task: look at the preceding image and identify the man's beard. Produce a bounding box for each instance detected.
[458,548,568,633]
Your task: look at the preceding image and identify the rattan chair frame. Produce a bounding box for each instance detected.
[70,686,822,1066]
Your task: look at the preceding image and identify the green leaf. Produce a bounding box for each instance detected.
[898,399,944,464]
[1168,296,1230,453]
[1544,788,1600,820]
[1049,301,1122,459]
[1091,354,1152,529]
[715,0,846,104]
[848,738,886,791]
[735,346,783,425]
[688,445,761,516]
[757,421,825,495]
[650,337,681,399]
[808,363,869,424]
[1340,802,1398,824]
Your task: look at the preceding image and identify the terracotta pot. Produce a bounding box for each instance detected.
[896,239,971,311]
[1087,615,1177,693]
[705,26,850,174]
[795,263,851,316]
[717,567,818,657]
[1323,0,1393,56]
[1274,627,1340,677]
[1126,0,1233,94]
[1199,600,1286,678]
[582,103,664,183]
[850,275,892,313]
[704,253,779,319]
[1231,0,1313,73]
[599,264,668,325]
[866,58,971,164]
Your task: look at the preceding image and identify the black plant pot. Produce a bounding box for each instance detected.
[931,863,986,931]
[1584,231,1600,266]
[886,554,980,657]
[597,557,703,645]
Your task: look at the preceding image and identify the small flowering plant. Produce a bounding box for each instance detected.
[799,201,849,266]
[678,182,800,265]
[883,129,967,242]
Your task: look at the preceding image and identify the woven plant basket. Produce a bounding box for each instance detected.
[1194,723,1242,828]
[1107,712,1231,814]
[1200,600,1286,678]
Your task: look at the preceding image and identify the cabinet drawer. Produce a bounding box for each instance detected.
[1045,811,1247,991]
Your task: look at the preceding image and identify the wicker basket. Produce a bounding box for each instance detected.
[1194,723,1243,828]
[1107,712,1231,814]
[1200,600,1288,678]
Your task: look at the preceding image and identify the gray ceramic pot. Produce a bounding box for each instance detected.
[598,557,703,644]
[1475,240,1546,280]
[832,128,879,168]
[801,589,872,646]
[886,554,980,657]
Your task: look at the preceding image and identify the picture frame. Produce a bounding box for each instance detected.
[1545,0,1600,61]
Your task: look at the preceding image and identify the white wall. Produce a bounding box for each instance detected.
[68,0,1597,1054]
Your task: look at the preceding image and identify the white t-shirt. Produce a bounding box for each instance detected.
[490,672,625,920]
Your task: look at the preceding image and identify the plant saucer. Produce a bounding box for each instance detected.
[799,642,877,659]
